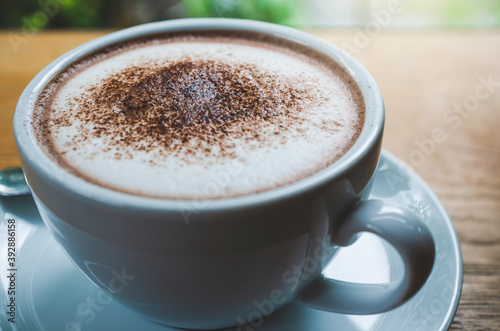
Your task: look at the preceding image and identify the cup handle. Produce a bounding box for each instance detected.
[297,200,436,314]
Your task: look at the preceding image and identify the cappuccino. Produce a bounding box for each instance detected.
[33,31,365,199]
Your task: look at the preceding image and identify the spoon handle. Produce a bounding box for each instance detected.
[0,167,31,196]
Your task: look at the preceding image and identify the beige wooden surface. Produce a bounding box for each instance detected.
[1,30,499,330]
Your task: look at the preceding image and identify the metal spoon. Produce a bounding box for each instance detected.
[0,167,31,196]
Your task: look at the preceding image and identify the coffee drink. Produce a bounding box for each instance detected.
[33,30,365,199]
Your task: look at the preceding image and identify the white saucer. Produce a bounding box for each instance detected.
[0,151,462,331]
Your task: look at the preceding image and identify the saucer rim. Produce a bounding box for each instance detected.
[381,150,463,331]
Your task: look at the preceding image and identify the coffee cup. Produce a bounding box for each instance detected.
[14,18,435,330]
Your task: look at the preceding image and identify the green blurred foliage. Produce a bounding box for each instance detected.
[1,0,113,28]
[182,0,297,26]
[0,0,297,29]
[441,0,500,26]
[1,0,498,29]
[403,0,500,27]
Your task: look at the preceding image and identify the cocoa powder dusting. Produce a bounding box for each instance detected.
[60,59,310,160]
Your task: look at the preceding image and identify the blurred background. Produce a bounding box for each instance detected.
[2,0,500,30]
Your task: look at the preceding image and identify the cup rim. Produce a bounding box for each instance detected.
[14,18,384,212]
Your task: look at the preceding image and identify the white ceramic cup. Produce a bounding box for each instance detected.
[14,18,435,330]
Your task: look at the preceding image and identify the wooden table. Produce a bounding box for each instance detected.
[1,30,499,330]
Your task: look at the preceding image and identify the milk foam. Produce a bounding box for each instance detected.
[35,34,364,199]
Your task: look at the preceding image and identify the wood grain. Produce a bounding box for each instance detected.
[1,30,499,330]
